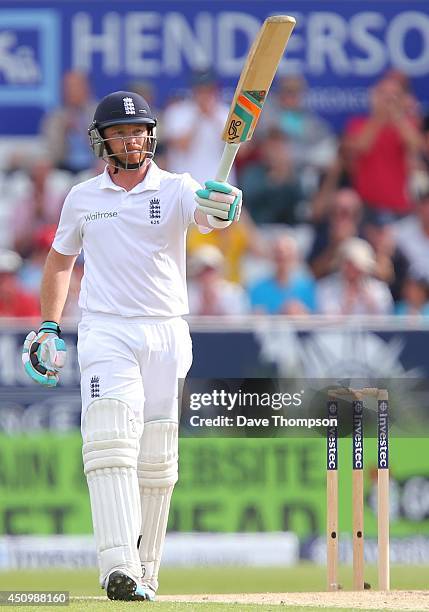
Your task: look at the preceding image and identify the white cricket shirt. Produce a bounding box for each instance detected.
[53,163,201,317]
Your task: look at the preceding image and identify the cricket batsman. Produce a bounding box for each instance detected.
[22,91,242,601]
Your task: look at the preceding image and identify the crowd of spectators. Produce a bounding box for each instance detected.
[1,68,429,318]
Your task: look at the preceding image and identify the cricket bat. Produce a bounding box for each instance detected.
[216,14,296,197]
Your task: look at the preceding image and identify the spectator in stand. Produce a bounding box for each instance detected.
[345,73,423,217]
[239,128,304,225]
[18,224,56,295]
[260,75,336,180]
[423,114,429,171]
[125,80,163,145]
[11,157,68,257]
[317,237,393,315]
[41,71,96,174]
[308,188,362,279]
[310,134,355,223]
[187,245,250,315]
[0,249,40,317]
[249,235,316,314]
[395,272,429,316]
[126,80,158,114]
[187,208,265,284]
[72,157,107,186]
[232,140,261,186]
[362,212,409,303]
[394,177,429,280]
[162,69,233,185]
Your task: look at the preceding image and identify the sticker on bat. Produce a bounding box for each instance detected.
[228,119,242,140]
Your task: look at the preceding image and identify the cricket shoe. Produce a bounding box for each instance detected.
[106,570,156,601]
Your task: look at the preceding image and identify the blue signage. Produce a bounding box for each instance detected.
[0,10,60,107]
[1,1,428,135]
[1,321,429,433]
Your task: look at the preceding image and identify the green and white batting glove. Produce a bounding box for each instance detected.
[22,321,67,387]
[195,180,242,228]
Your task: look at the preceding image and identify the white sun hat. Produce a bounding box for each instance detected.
[339,237,376,274]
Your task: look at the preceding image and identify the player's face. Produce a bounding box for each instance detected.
[103,124,149,165]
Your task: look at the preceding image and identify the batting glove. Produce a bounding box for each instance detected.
[22,321,67,387]
[195,180,242,228]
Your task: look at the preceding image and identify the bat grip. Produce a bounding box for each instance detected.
[216,143,240,182]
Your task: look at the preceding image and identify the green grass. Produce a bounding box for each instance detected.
[1,563,427,595]
[0,564,427,611]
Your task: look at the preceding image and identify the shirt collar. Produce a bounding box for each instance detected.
[99,162,162,193]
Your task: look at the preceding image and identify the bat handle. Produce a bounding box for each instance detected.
[215,143,241,182]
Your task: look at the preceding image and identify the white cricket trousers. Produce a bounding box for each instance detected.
[78,312,191,587]
[77,312,193,426]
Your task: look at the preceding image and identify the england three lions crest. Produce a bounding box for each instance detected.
[149,197,161,224]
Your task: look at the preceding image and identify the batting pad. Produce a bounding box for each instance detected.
[137,420,178,591]
[82,398,142,586]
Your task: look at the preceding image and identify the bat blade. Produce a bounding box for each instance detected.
[216,15,296,184]
[222,15,296,145]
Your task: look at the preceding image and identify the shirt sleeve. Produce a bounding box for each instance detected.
[52,187,83,255]
[316,278,339,314]
[371,281,394,315]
